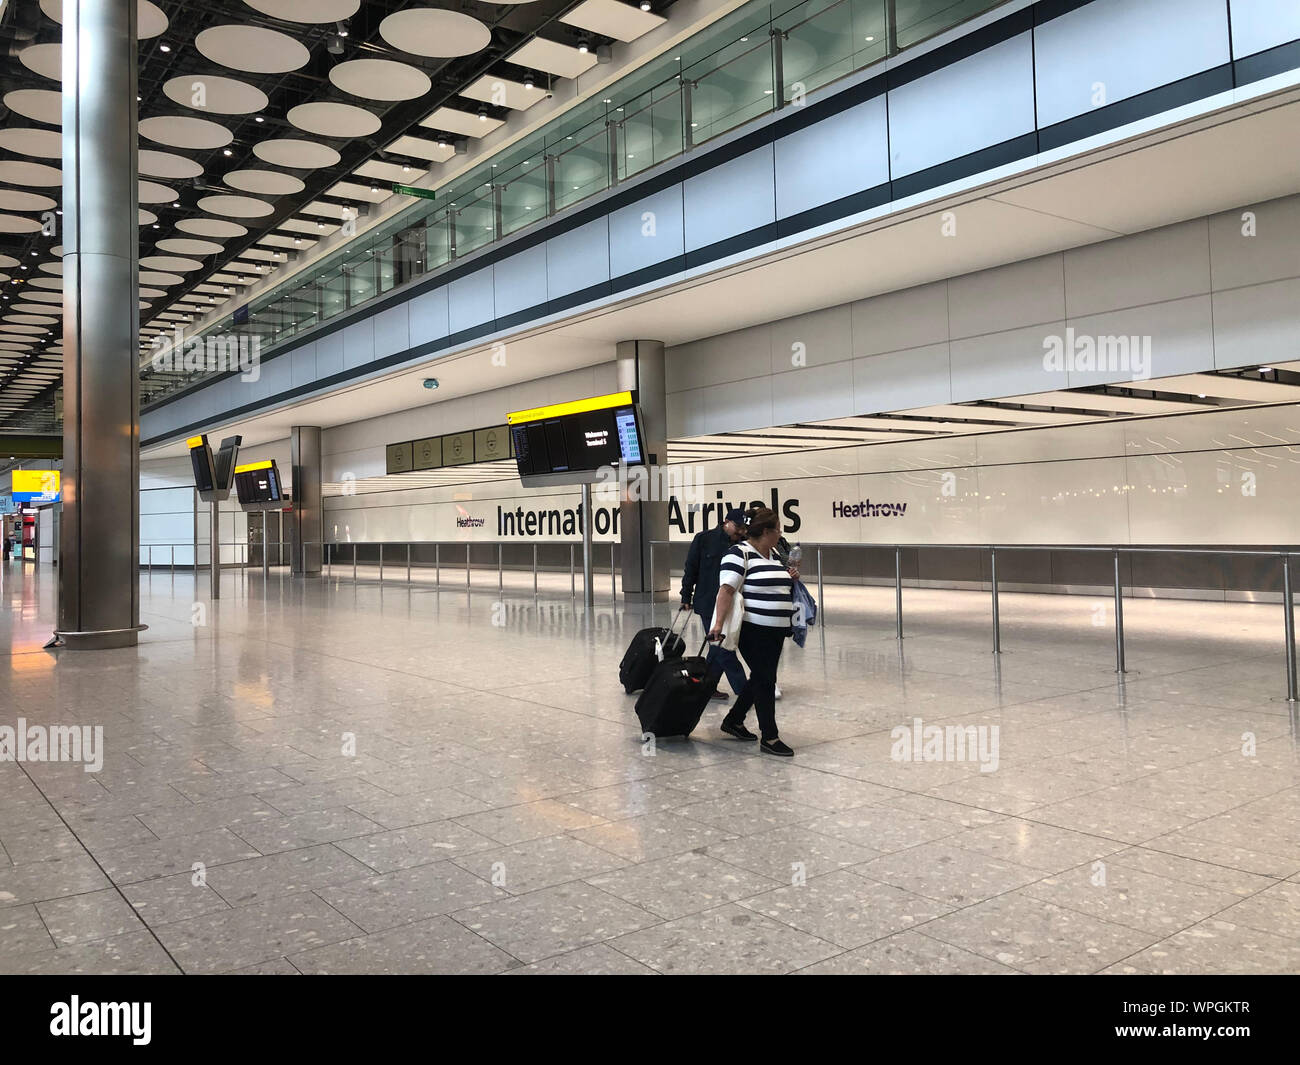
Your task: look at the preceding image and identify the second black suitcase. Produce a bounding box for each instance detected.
[634,639,721,738]
[619,607,688,693]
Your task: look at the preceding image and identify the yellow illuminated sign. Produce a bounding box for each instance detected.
[186,435,206,449]
[12,470,60,494]
[507,391,633,425]
[234,460,273,473]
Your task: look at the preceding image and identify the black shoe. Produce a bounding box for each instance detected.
[760,738,794,757]
[720,718,757,741]
[710,689,728,701]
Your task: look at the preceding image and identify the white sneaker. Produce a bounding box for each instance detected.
[774,684,782,700]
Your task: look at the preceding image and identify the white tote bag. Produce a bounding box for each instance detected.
[710,546,749,651]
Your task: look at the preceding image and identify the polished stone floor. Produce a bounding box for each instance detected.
[2,560,1299,974]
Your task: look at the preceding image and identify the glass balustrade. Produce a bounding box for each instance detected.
[140,0,1008,406]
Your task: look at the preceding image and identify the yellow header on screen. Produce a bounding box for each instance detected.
[185,435,206,450]
[234,460,273,473]
[507,391,633,425]
[12,470,59,493]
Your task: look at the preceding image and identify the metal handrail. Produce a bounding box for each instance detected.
[649,539,1300,703]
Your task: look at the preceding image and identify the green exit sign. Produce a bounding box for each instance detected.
[392,183,436,201]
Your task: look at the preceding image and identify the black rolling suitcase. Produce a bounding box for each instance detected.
[634,637,721,738]
[619,607,688,694]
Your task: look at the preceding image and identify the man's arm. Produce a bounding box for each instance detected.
[680,532,702,606]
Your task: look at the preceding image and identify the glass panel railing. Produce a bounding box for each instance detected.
[141,0,1010,406]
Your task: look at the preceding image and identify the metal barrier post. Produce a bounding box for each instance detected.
[466,543,471,589]
[649,542,655,624]
[990,547,1001,654]
[1284,554,1298,703]
[378,543,384,584]
[326,542,331,578]
[170,544,174,575]
[1113,549,1126,674]
[611,543,617,601]
[147,545,152,572]
[352,544,357,583]
[533,543,538,595]
[816,546,825,649]
[435,544,440,587]
[895,546,903,640]
[406,543,411,585]
[570,544,575,599]
[498,543,503,591]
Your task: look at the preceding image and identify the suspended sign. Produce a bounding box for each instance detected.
[11,470,60,503]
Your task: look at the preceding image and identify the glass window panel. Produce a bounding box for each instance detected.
[895,0,995,48]
[554,126,610,212]
[688,36,775,144]
[498,158,548,235]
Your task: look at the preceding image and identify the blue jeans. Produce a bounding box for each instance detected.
[697,610,747,693]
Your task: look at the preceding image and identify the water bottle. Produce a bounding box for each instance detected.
[787,544,802,565]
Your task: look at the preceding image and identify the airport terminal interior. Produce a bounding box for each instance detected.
[1,0,1299,977]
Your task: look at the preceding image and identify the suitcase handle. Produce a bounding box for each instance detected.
[667,604,690,637]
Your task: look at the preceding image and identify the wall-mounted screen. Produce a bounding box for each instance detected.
[506,392,647,485]
[234,460,284,508]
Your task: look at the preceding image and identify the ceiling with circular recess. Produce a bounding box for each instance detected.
[0,0,681,419]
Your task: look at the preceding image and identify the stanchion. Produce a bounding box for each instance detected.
[1113,549,1126,674]
[991,547,1001,654]
[895,546,903,640]
[1283,554,1297,703]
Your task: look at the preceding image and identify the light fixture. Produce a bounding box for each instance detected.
[640,1,651,10]
[222,148,232,157]
[523,72,535,91]
[437,139,447,149]
[422,378,439,390]
[317,220,324,229]
[578,39,589,54]
[172,201,180,207]
[159,43,171,52]
[477,106,488,122]
[402,163,410,173]
[255,116,264,123]
[336,20,349,38]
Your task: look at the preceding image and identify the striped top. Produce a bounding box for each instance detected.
[719,542,794,629]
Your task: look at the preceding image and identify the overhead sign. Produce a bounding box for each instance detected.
[11,470,61,503]
[507,392,646,487]
[392,183,437,201]
[384,424,513,475]
[233,459,286,511]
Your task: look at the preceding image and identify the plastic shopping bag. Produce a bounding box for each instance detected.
[791,580,818,648]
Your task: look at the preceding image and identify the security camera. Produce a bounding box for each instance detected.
[422,378,439,390]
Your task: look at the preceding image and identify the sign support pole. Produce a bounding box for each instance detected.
[582,483,594,612]
[210,502,220,600]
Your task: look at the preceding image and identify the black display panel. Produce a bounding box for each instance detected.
[510,402,647,481]
[234,464,283,507]
[189,445,215,494]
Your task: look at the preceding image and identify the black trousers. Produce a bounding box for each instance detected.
[727,622,788,741]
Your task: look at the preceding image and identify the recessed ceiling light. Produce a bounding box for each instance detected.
[523,73,535,91]
[578,39,589,54]
[255,116,264,123]
[159,44,171,52]
[222,149,232,157]
[640,0,651,9]
[477,107,487,121]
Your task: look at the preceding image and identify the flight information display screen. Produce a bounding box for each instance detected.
[509,402,646,480]
[234,463,283,507]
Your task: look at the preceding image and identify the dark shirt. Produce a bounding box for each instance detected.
[680,525,735,619]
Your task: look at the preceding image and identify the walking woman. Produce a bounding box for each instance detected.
[709,506,799,756]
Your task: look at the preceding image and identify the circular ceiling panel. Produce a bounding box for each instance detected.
[14,304,61,315]
[0,255,19,269]
[140,271,184,285]
[197,194,274,218]
[329,59,432,102]
[0,161,61,187]
[253,138,341,169]
[156,238,223,256]
[0,128,62,159]
[139,287,167,298]
[195,25,310,74]
[19,44,62,82]
[138,180,176,204]
[163,74,268,116]
[39,0,168,37]
[30,277,63,289]
[14,291,62,303]
[177,218,246,239]
[0,324,51,334]
[140,149,203,180]
[0,189,57,212]
[223,169,305,196]
[0,215,43,234]
[51,246,63,256]
[243,0,360,21]
[6,314,58,325]
[378,9,490,58]
[139,209,158,225]
[3,89,61,126]
[140,115,233,150]
[140,255,203,272]
[287,102,380,138]
[38,262,62,275]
